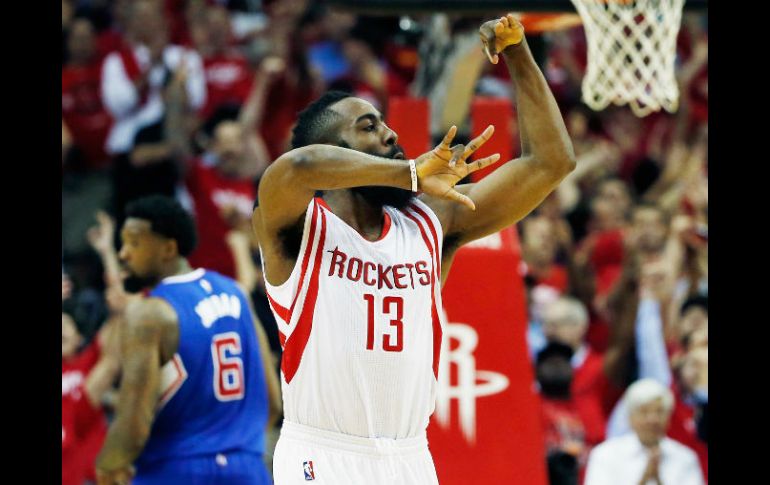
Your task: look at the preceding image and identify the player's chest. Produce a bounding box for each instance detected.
[318,231,436,295]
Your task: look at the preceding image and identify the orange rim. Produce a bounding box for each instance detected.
[516,12,584,33]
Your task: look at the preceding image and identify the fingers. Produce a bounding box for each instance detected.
[96,210,114,229]
[445,189,476,211]
[449,144,465,167]
[463,125,495,159]
[482,41,498,64]
[438,125,457,149]
[467,153,501,173]
[479,30,498,64]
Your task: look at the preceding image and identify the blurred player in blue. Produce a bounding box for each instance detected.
[95,195,281,485]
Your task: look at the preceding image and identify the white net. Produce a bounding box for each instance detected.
[569,0,685,117]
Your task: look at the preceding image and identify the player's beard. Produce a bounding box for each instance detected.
[123,274,159,293]
[341,142,415,210]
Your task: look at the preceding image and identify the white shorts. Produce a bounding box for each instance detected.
[273,421,440,485]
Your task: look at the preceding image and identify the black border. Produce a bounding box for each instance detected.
[5,0,61,483]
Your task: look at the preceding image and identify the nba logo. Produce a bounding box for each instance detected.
[303,461,315,481]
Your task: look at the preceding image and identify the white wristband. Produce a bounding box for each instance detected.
[408,159,418,192]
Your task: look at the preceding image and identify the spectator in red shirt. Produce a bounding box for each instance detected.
[603,220,708,480]
[62,17,113,172]
[568,177,632,350]
[670,295,708,358]
[629,203,669,261]
[62,299,120,485]
[536,341,587,484]
[62,16,118,285]
[646,294,709,479]
[196,5,255,121]
[256,0,323,160]
[100,0,206,157]
[542,235,645,448]
[570,177,630,299]
[669,342,708,479]
[521,215,572,359]
[542,296,622,448]
[522,215,569,294]
[163,55,281,278]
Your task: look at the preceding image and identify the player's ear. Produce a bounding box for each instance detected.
[163,238,179,260]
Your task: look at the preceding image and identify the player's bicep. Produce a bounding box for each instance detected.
[255,153,317,236]
[447,156,566,245]
[116,300,175,429]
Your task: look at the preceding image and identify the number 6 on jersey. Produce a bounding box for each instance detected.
[211,332,245,401]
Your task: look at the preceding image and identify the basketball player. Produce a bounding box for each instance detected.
[253,15,575,484]
[95,195,281,485]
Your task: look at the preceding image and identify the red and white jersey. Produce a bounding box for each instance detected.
[262,197,445,439]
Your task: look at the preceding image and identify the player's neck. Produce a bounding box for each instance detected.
[323,190,387,241]
[158,258,194,281]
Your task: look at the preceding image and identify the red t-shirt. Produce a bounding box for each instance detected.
[535,264,569,294]
[668,383,709,481]
[541,397,589,483]
[261,76,318,160]
[62,341,108,485]
[96,30,126,63]
[186,158,256,278]
[201,52,254,120]
[572,348,624,447]
[589,229,625,293]
[62,63,113,170]
[541,397,587,456]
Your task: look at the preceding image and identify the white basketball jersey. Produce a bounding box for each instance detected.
[262,197,446,439]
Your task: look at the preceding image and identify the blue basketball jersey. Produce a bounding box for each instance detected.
[135,269,268,468]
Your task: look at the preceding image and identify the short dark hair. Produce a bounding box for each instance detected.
[61,298,78,321]
[202,103,240,139]
[61,297,86,338]
[536,341,574,367]
[681,294,708,316]
[125,195,198,257]
[291,90,352,149]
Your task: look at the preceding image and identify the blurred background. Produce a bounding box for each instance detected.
[61,0,707,484]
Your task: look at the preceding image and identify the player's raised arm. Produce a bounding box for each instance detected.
[423,14,576,251]
[254,120,499,286]
[255,145,414,236]
[95,298,177,485]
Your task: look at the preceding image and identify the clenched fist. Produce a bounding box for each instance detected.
[479,14,525,64]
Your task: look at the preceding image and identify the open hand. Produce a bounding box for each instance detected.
[414,125,500,210]
[87,211,116,256]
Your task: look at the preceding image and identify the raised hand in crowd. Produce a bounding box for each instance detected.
[87,211,121,285]
[62,271,73,300]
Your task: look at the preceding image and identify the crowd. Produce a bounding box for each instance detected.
[62,1,708,484]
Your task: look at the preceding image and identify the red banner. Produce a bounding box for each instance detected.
[430,227,548,485]
[387,98,547,484]
[470,97,517,182]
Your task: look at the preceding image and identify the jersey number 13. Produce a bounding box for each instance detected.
[364,294,404,352]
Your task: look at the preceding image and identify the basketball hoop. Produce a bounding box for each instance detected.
[569,0,686,117]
